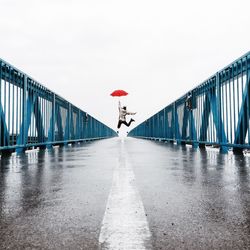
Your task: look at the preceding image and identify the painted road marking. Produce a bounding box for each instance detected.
[99,139,151,249]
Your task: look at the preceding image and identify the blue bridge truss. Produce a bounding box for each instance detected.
[0,59,117,154]
[129,52,250,153]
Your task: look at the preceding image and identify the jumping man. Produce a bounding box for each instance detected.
[117,100,136,129]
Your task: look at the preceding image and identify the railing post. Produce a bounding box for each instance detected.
[88,115,90,139]
[85,113,88,139]
[216,72,221,145]
[52,93,55,142]
[190,108,193,143]
[174,102,181,144]
[216,73,221,149]
[78,109,81,139]
[0,61,2,147]
[216,72,227,153]
[172,103,175,142]
[23,75,27,147]
[68,103,71,141]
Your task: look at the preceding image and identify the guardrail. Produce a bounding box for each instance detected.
[0,59,117,154]
[128,52,250,153]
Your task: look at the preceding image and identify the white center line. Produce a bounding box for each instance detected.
[99,139,152,250]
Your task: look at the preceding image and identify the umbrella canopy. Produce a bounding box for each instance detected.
[110,89,128,97]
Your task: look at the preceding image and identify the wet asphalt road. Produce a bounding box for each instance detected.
[0,137,250,249]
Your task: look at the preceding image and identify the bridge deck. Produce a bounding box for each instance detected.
[0,138,250,249]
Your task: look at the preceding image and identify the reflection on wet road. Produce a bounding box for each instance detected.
[0,137,250,249]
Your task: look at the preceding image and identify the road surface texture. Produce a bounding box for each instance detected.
[0,137,250,249]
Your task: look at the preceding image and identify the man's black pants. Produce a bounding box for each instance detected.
[117,119,133,129]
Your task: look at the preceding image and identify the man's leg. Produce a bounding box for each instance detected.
[123,118,135,127]
[118,120,129,127]
[128,118,135,127]
[118,119,135,128]
[117,120,122,129]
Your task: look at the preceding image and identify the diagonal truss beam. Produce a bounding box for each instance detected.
[234,73,250,145]
[55,104,64,141]
[33,97,45,142]
[199,88,227,151]
[17,92,46,146]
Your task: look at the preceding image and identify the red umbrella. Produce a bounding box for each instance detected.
[110,89,128,97]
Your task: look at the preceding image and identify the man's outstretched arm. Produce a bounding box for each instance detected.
[126,111,136,115]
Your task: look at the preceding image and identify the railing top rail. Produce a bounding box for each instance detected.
[0,58,81,110]
[130,51,250,132]
[0,57,112,129]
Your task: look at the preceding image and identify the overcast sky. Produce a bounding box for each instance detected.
[1,0,250,133]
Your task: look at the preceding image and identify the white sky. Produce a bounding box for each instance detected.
[1,0,250,133]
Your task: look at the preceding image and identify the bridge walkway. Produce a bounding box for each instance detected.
[0,137,249,249]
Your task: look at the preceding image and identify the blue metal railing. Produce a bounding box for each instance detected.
[128,52,250,153]
[0,59,117,153]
